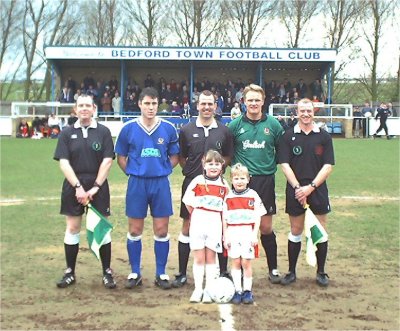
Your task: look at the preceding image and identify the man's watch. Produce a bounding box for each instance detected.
[75,182,81,188]
[310,182,317,188]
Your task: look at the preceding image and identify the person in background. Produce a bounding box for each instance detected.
[373,102,392,140]
[16,119,30,138]
[277,115,289,131]
[183,150,230,303]
[278,98,334,287]
[230,102,242,120]
[115,87,180,290]
[223,163,264,305]
[228,84,284,285]
[287,112,298,128]
[112,91,121,116]
[53,94,116,289]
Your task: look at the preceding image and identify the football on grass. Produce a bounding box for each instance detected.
[208,277,235,304]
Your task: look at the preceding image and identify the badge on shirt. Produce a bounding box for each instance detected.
[264,128,270,135]
[293,146,302,155]
[158,138,164,145]
[92,142,102,151]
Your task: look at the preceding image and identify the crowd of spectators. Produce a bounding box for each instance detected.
[58,74,328,118]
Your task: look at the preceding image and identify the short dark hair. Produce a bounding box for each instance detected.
[139,87,159,102]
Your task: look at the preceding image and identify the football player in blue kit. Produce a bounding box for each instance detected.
[115,87,180,290]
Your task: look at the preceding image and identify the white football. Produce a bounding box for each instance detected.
[208,277,235,304]
[364,111,372,118]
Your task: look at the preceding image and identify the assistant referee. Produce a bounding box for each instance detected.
[54,94,116,289]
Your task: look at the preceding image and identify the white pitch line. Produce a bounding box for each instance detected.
[218,304,235,331]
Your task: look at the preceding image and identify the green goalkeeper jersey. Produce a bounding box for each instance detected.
[228,114,284,176]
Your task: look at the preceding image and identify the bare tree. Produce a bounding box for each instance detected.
[223,0,276,47]
[0,0,24,100]
[279,0,320,48]
[324,0,367,79]
[121,0,169,46]
[357,0,394,104]
[80,0,122,46]
[170,0,227,47]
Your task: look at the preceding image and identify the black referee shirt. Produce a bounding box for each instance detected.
[179,118,234,178]
[278,124,335,183]
[54,120,115,175]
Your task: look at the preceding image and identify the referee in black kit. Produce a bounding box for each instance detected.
[171,90,234,288]
[278,98,335,287]
[53,94,116,289]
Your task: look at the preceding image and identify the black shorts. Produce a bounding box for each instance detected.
[248,175,276,215]
[179,176,194,219]
[60,175,111,217]
[285,182,331,216]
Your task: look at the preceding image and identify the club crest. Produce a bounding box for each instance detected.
[293,146,302,155]
[92,142,102,151]
[264,128,270,135]
[158,138,164,144]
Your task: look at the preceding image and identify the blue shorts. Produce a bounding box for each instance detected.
[126,175,173,218]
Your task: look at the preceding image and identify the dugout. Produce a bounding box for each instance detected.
[44,46,336,110]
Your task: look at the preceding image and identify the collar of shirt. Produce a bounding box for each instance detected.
[294,122,320,134]
[242,113,267,123]
[74,118,97,138]
[196,118,218,137]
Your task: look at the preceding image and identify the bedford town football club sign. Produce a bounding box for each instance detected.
[45,46,336,62]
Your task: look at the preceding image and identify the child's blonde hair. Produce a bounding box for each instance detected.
[230,163,250,180]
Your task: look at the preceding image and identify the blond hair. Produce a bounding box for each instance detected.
[230,163,250,180]
[243,84,265,101]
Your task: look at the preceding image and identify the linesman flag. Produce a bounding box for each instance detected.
[304,204,328,267]
[86,204,113,260]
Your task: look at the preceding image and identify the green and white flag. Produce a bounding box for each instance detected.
[304,205,328,267]
[86,204,113,260]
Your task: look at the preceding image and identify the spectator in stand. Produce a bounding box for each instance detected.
[144,74,155,87]
[16,119,30,138]
[158,98,170,113]
[283,78,292,92]
[101,92,112,114]
[161,84,175,104]
[266,80,278,96]
[86,84,98,100]
[230,102,242,120]
[311,79,323,100]
[287,112,298,128]
[125,93,139,113]
[296,79,308,98]
[352,106,363,138]
[112,91,121,116]
[182,103,191,119]
[235,87,244,104]
[74,89,82,102]
[170,79,177,93]
[216,91,224,115]
[59,86,74,103]
[170,101,182,116]
[109,75,118,91]
[83,74,95,90]
[277,83,286,103]
[66,76,77,94]
[290,92,300,105]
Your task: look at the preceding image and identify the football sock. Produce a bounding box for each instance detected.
[231,268,242,292]
[243,276,253,292]
[316,241,328,274]
[261,232,277,271]
[127,233,142,275]
[178,233,190,275]
[288,232,302,273]
[217,252,228,274]
[99,242,111,274]
[64,243,79,274]
[154,235,170,276]
[193,263,205,290]
[205,264,218,290]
